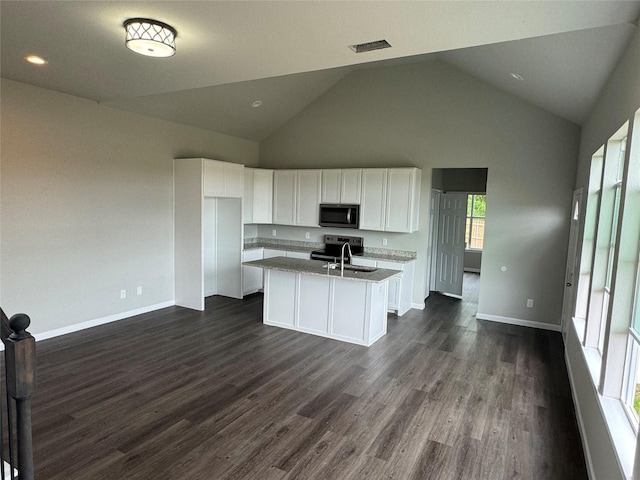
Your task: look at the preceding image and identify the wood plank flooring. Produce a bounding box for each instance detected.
[29,273,587,479]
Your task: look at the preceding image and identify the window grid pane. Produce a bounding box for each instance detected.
[466,194,485,251]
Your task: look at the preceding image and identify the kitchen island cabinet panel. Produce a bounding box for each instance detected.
[265,270,296,328]
[250,257,394,346]
[331,280,368,343]
[298,275,330,335]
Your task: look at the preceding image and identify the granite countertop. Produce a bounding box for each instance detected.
[243,257,402,283]
[243,239,417,264]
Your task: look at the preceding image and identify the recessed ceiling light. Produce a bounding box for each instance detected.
[251,100,263,108]
[123,18,177,58]
[510,72,524,81]
[25,55,48,65]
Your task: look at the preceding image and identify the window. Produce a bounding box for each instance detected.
[465,194,486,250]
[623,253,640,429]
[599,139,625,353]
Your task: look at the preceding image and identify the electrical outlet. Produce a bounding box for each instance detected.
[527,299,534,308]
[137,286,142,296]
[272,229,277,236]
[305,232,310,240]
[120,289,126,299]
[382,238,388,246]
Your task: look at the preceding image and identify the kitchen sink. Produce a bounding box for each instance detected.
[323,263,377,273]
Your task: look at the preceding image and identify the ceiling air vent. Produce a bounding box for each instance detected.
[348,39,391,53]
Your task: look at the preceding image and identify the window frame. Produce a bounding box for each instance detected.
[465,193,486,251]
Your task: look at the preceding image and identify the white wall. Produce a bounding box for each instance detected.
[566,27,640,480]
[260,60,580,328]
[0,79,258,335]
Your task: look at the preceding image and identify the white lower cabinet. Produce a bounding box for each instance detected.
[243,248,311,296]
[263,249,286,259]
[242,249,264,295]
[262,269,388,346]
[285,251,310,259]
[351,257,415,316]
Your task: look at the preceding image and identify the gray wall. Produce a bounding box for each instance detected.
[260,60,580,327]
[0,79,258,334]
[566,27,640,480]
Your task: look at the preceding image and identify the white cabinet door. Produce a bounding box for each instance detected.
[286,251,310,259]
[341,169,362,204]
[387,277,400,310]
[360,169,387,231]
[263,249,286,259]
[243,168,254,224]
[203,159,243,198]
[321,169,342,203]
[225,162,244,198]
[253,169,273,223]
[296,169,321,226]
[273,170,297,225]
[385,168,420,233]
[203,160,225,197]
[242,248,263,295]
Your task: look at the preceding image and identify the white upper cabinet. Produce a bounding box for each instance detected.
[296,170,321,226]
[321,169,361,204]
[243,167,254,223]
[203,159,243,198]
[360,169,388,231]
[341,169,362,204]
[273,170,321,227]
[244,168,273,224]
[273,170,297,225]
[359,167,421,233]
[321,169,342,203]
[385,168,421,233]
[253,169,273,224]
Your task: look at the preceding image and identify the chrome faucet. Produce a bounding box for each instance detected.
[340,241,352,277]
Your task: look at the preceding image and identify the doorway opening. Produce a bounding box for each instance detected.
[428,168,488,302]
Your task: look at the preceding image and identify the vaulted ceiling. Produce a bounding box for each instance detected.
[2,1,639,141]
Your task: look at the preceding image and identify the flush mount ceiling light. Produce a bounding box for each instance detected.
[24,55,48,65]
[510,72,525,81]
[123,18,177,58]
[251,100,263,108]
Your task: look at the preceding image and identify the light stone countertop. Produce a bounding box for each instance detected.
[243,239,416,264]
[243,257,402,283]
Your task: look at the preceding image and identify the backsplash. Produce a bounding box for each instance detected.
[244,237,417,259]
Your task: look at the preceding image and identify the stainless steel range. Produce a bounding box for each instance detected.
[310,235,363,264]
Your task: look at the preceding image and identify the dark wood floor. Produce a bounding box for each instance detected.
[30,273,587,479]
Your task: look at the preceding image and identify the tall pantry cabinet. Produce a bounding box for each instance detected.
[174,158,244,310]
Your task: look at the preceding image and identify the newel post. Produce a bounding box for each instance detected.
[6,313,36,480]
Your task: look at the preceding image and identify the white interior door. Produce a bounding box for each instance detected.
[427,189,441,297]
[561,188,583,339]
[435,193,466,297]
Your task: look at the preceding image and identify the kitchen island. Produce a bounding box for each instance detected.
[243,257,401,346]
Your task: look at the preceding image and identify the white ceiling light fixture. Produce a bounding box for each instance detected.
[24,55,48,65]
[510,72,525,81]
[123,18,177,58]
[251,100,263,108]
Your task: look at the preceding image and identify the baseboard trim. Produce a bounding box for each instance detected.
[411,302,425,310]
[34,301,175,342]
[475,312,562,332]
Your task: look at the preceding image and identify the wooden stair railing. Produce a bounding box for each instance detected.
[1,308,36,480]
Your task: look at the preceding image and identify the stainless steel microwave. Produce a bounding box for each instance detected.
[319,204,360,229]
